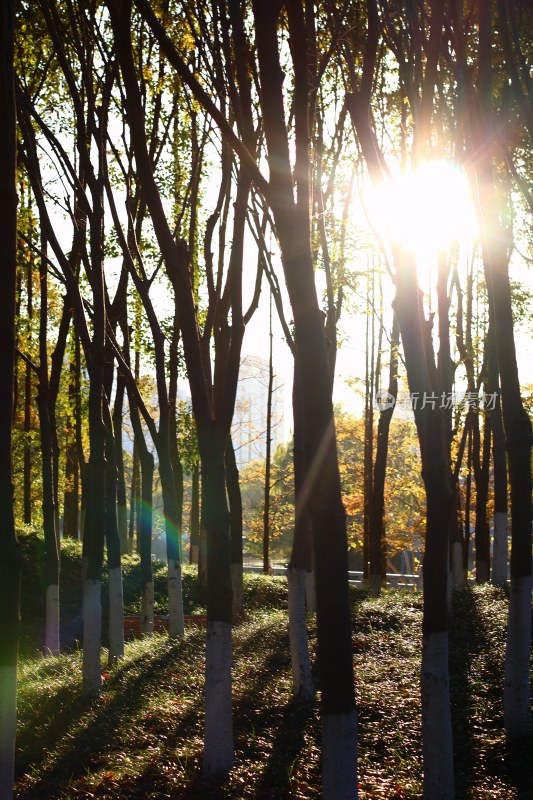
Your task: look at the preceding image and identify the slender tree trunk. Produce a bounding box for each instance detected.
[128,398,155,636]
[0,4,23,793]
[363,286,373,582]
[200,436,233,777]
[451,418,470,588]
[159,407,185,639]
[437,252,461,591]
[36,230,60,654]
[474,412,491,583]
[23,249,33,525]
[83,184,108,698]
[189,461,200,565]
[488,326,508,585]
[113,374,128,554]
[73,334,86,540]
[129,440,140,553]
[104,402,124,666]
[169,318,184,564]
[288,357,314,701]
[63,345,80,539]
[139,446,155,636]
[226,437,243,623]
[463,427,473,579]
[369,316,399,596]
[263,293,274,574]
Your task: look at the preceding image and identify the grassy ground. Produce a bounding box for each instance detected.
[13,575,533,799]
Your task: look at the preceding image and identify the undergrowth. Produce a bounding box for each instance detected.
[13,571,533,800]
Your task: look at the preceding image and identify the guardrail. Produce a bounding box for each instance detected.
[243,565,421,590]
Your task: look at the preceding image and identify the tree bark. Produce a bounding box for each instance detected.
[392,251,454,800]
[189,461,200,565]
[225,436,243,624]
[200,437,233,776]
[288,357,314,701]
[488,325,508,585]
[36,229,60,654]
[0,3,22,794]
[63,342,80,539]
[475,0,532,738]
[103,401,124,666]
[113,373,128,554]
[23,246,33,525]
[263,293,274,575]
[128,394,155,636]
[369,315,399,595]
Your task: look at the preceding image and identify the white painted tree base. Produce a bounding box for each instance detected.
[108,567,124,665]
[492,512,508,585]
[167,559,185,638]
[203,621,233,778]
[287,568,314,700]
[452,542,463,589]
[504,574,532,738]
[368,573,381,597]
[141,581,154,636]
[0,665,17,800]
[322,709,358,800]
[45,584,60,655]
[421,631,454,799]
[83,579,102,697]
[231,562,243,624]
[305,570,316,613]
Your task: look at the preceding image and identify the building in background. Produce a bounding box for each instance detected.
[232,355,285,468]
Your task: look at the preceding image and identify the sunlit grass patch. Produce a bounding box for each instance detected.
[14,579,533,799]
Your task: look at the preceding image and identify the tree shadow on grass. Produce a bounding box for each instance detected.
[15,631,206,799]
[16,613,321,799]
[451,586,533,800]
[450,588,485,799]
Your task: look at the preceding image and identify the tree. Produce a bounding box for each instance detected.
[0,2,22,797]
[465,0,532,738]
[344,0,456,794]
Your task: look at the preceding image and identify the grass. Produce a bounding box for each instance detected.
[13,575,533,799]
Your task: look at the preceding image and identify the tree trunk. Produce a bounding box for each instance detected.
[263,292,274,575]
[169,317,184,564]
[159,408,185,639]
[113,374,128,554]
[475,0,532,738]
[36,230,60,655]
[225,437,243,623]
[129,440,140,553]
[369,315,399,596]
[200,438,233,777]
[392,250,454,800]
[0,3,22,793]
[23,249,33,525]
[127,390,155,635]
[288,357,314,701]
[488,325,508,585]
[474,412,491,584]
[73,333,86,539]
[250,2,358,790]
[104,403,124,666]
[189,461,200,565]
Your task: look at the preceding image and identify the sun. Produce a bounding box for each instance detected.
[367,160,477,261]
